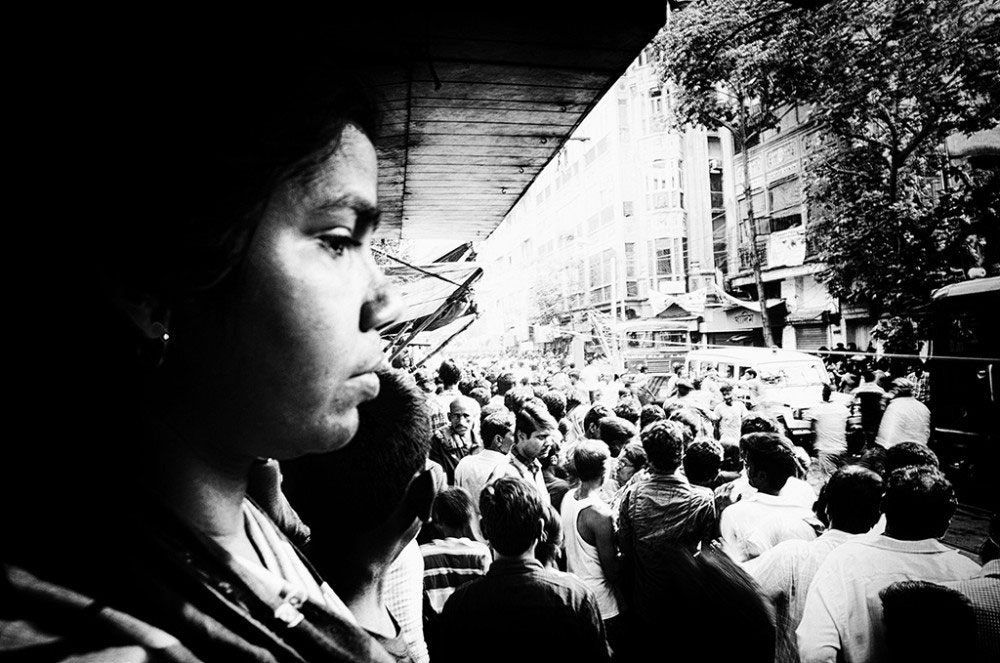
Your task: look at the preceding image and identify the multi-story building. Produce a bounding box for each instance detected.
[724,106,864,352]
[471,44,730,359]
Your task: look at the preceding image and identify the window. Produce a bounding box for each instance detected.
[771,213,802,233]
[713,214,728,275]
[769,177,801,212]
[625,243,636,278]
[655,239,673,277]
[649,89,663,116]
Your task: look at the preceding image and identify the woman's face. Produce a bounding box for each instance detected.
[175,124,401,461]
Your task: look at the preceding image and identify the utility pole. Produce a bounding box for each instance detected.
[738,94,776,348]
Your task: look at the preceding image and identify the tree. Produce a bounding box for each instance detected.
[654,0,802,347]
[786,0,1000,351]
[657,0,999,354]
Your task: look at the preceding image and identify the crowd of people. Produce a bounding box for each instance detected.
[391,350,996,662]
[5,22,995,663]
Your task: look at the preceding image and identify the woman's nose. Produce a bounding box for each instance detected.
[360,270,403,332]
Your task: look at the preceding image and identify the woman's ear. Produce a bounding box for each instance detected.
[116,290,171,342]
[537,517,547,544]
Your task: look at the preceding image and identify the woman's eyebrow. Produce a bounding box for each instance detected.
[314,194,382,233]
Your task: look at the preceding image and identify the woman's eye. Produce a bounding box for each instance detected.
[319,234,361,257]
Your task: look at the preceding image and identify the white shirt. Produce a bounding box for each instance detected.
[796,533,981,663]
[383,538,430,663]
[743,529,853,661]
[874,396,931,448]
[560,490,620,620]
[507,451,551,506]
[720,487,819,563]
[454,449,517,513]
[807,401,849,455]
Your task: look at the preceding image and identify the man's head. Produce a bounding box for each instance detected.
[448,396,475,436]
[504,385,535,415]
[883,442,939,477]
[821,383,833,402]
[438,358,463,389]
[468,386,491,408]
[613,400,640,426]
[683,440,723,488]
[495,371,517,396]
[675,379,694,397]
[822,465,884,534]
[280,368,433,589]
[741,412,782,436]
[639,403,666,431]
[882,466,957,541]
[740,432,800,495]
[480,407,515,453]
[720,383,734,404]
[573,439,611,485]
[598,416,637,457]
[889,377,914,399]
[431,486,477,539]
[513,399,558,462]
[479,476,545,557]
[641,420,687,474]
[583,403,613,439]
[541,389,567,422]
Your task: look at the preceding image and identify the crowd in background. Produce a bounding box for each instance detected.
[390,349,996,663]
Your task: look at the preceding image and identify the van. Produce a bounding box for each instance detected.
[683,346,847,443]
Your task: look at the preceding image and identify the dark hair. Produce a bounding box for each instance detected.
[740,432,799,490]
[480,476,545,556]
[880,581,976,662]
[639,404,666,430]
[857,444,887,477]
[515,399,558,438]
[438,359,462,388]
[632,548,775,661]
[823,466,884,534]
[641,420,687,472]
[741,412,782,436]
[683,440,723,486]
[535,503,564,568]
[573,439,611,483]
[480,408,514,450]
[504,386,535,415]
[281,369,430,578]
[468,386,491,407]
[613,400,640,426]
[584,403,613,434]
[665,408,699,445]
[619,441,648,473]
[598,416,637,453]
[457,377,478,396]
[720,440,744,472]
[883,443,939,476]
[541,389,567,422]
[495,371,517,396]
[882,466,957,540]
[431,486,477,535]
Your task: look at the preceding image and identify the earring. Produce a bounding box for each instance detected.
[139,316,171,369]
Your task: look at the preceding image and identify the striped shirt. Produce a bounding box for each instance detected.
[420,537,492,613]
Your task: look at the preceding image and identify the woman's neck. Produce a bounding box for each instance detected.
[138,408,256,558]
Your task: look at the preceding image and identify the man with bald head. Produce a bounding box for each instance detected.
[430,396,482,485]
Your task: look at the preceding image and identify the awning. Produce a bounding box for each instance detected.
[381,262,482,337]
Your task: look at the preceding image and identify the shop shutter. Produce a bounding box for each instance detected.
[794,324,828,351]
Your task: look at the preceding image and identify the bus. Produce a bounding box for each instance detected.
[926,275,999,509]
